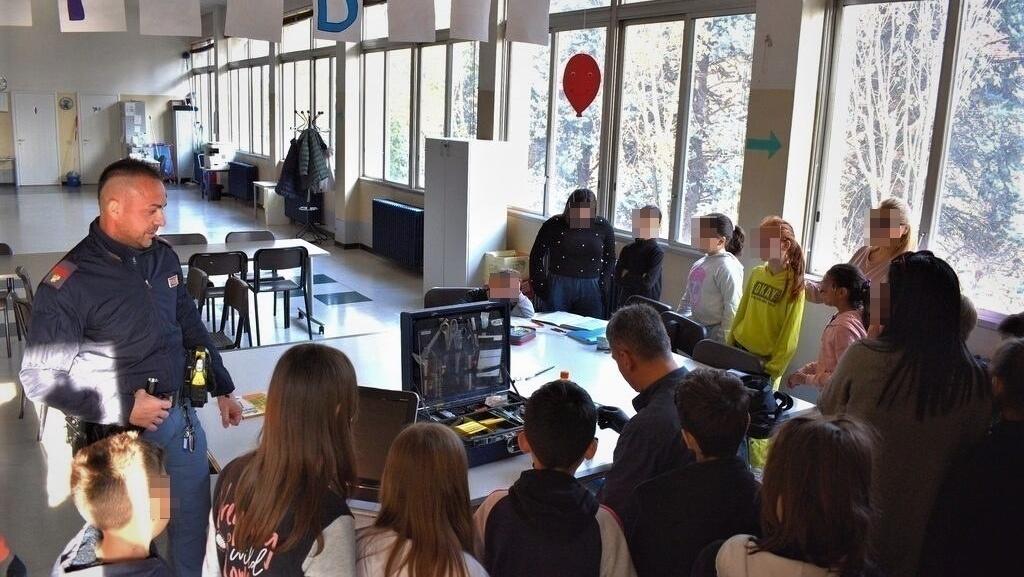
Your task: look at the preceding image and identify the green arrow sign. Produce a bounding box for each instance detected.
[746,131,782,158]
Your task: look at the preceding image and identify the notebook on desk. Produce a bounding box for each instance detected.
[533,312,607,332]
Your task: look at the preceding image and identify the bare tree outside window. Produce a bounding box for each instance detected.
[812,1,948,273]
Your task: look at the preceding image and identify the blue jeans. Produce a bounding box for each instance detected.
[543,274,604,318]
[143,404,210,577]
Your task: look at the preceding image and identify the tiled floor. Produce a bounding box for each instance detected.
[0,183,422,573]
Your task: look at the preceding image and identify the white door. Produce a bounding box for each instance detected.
[12,93,59,186]
[79,94,120,184]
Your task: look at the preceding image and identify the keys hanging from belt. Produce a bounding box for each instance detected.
[182,405,196,453]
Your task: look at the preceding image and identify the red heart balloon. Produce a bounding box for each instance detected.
[562,54,601,118]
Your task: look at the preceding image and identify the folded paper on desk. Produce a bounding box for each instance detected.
[533,312,607,332]
[239,393,268,419]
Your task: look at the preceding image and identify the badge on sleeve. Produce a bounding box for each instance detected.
[168,274,180,288]
[45,260,78,290]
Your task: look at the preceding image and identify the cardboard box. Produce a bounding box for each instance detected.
[483,250,529,281]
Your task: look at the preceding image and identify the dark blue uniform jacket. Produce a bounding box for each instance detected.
[20,219,234,425]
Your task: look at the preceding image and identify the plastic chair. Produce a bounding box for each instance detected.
[12,297,45,439]
[187,251,247,328]
[185,267,209,319]
[691,339,767,375]
[249,246,312,345]
[423,287,481,308]
[161,233,209,247]
[1,243,12,357]
[625,294,673,313]
[225,230,276,243]
[209,276,252,350]
[660,311,708,357]
[226,231,276,281]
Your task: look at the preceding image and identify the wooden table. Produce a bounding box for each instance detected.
[200,327,816,512]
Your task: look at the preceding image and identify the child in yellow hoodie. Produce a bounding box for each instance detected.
[728,216,806,469]
[727,215,806,388]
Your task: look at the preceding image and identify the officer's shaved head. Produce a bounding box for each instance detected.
[97,159,168,250]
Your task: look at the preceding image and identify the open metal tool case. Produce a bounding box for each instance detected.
[400,301,526,467]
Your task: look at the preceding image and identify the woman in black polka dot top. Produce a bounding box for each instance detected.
[529,189,617,318]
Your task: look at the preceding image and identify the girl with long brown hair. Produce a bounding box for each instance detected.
[356,423,488,577]
[205,343,359,576]
[692,415,880,577]
[726,215,806,385]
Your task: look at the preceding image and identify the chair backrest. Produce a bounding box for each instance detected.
[225,230,275,243]
[161,233,209,247]
[691,339,766,375]
[253,246,306,272]
[12,297,32,334]
[186,267,209,304]
[220,276,251,349]
[661,311,707,357]
[15,266,34,303]
[625,294,672,313]
[188,251,248,277]
[424,287,480,309]
[0,243,12,256]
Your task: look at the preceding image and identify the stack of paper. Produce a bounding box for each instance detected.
[533,312,608,332]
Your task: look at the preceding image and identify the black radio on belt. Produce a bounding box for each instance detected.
[184,347,215,408]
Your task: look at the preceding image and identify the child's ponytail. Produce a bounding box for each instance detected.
[727,224,745,257]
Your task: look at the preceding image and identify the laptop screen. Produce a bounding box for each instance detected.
[352,388,418,492]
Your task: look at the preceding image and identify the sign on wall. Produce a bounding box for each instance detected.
[225,0,284,43]
[139,0,201,37]
[507,0,550,46]
[1,0,33,27]
[388,0,435,44]
[313,0,362,43]
[450,0,490,42]
[58,0,127,33]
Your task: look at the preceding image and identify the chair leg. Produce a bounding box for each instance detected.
[304,291,313,341]
[3,304,10,358]
[19,382,26,419]
[253,292,262,347]
[37,404,49,442]
[273,289,278,317]
[283,291,291,329]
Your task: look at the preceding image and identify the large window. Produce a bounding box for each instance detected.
[278,14,337,169]
[361,42,481,188]
[508,6,756,246]
[226,37,270,155]
[811,0,1023,314]
[506,27,606,216]
[190,40,217,143]
[228,64,271,155]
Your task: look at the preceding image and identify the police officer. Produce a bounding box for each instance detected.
[20,159,242,577]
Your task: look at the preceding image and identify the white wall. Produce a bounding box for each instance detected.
[0,0,189,97]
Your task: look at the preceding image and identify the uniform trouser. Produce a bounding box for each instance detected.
[543,274,604,318]
[143,404,210,577]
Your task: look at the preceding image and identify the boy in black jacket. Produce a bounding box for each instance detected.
[627,368,760,577]
[474,380,636,577]
[614,205,665,310]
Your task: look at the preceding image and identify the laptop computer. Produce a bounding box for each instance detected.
[351,386,419,502]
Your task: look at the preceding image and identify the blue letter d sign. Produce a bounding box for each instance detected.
[318,0,359,33]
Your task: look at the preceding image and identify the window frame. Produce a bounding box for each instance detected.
[190,40,218,142]
[359,31,483,191]
[276,13,338,168]
[502,0,758,253]
[806,0,1017,320]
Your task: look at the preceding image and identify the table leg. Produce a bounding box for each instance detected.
[297,254,325,336]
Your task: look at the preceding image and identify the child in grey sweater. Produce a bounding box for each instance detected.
[678,214,745,342]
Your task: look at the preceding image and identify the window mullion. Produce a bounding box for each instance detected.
[444,43,454,137]
[410,48,420,188]
[918,0,965,250]
[669,17,695,243]
[543,32,560,216]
